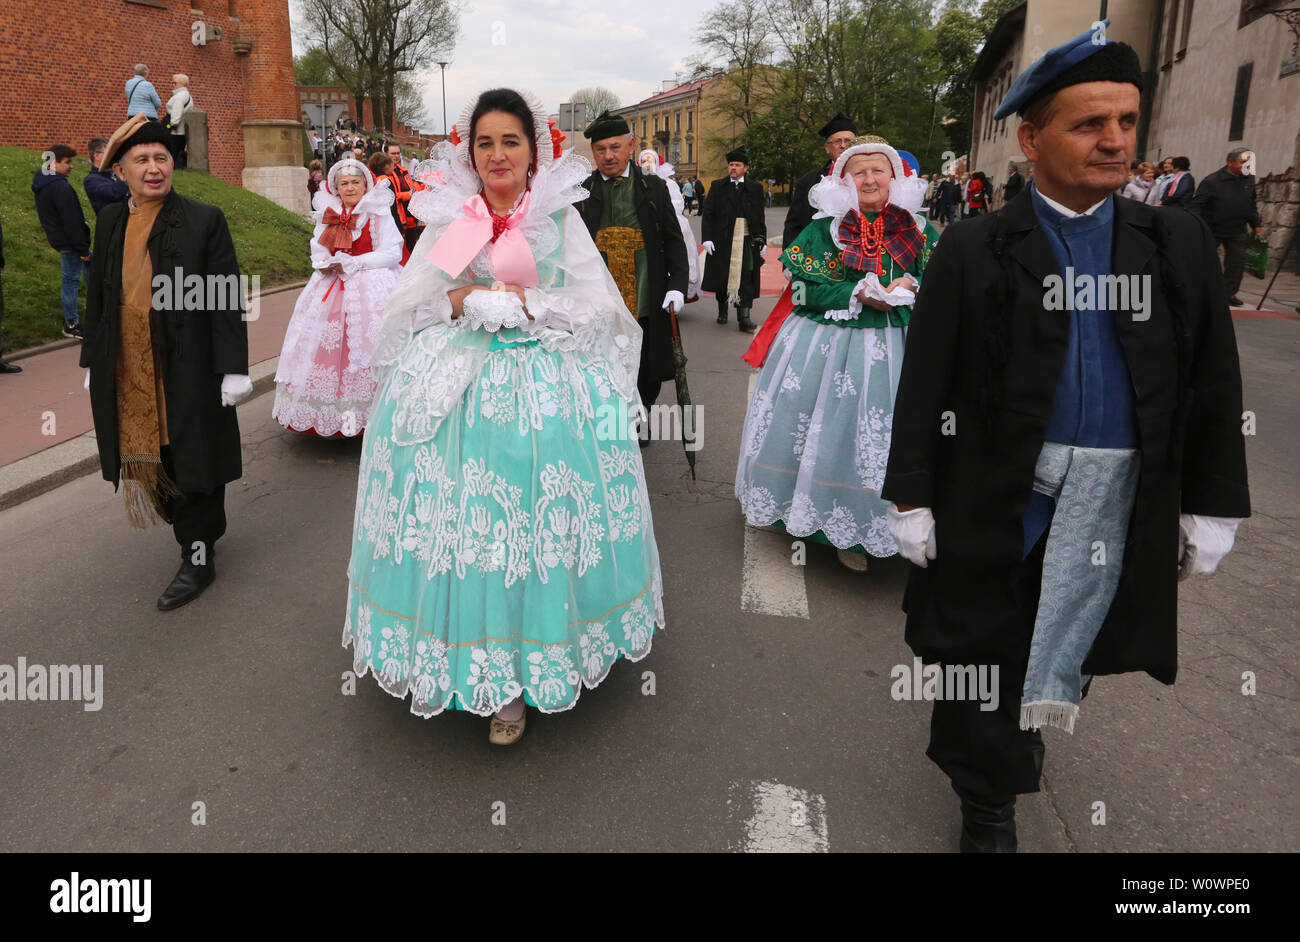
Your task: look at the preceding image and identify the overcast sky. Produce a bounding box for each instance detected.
[291,0,716,134]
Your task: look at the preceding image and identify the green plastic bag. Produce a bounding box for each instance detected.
[1244,234,1268,279]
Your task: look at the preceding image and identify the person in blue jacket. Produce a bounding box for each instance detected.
[32,145,91,338]
[84,137,130,216]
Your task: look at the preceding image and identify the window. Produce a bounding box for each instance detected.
[1177,0,1194,59]
[676,111,681,133]
[688,141,693,163]
[687,109,693,131]
[654,115,659,133]
[642,118,647,138]
[1229,62,1253,140]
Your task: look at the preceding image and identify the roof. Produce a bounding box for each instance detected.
[616,75,718,113]
[971,2,1028,83]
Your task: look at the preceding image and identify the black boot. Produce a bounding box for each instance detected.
[957,792,1018,853]
[157,558,216,611]
[737,306,756,333]
[716,304,728,324]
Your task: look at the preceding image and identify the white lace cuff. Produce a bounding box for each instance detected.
[461,288,528,332]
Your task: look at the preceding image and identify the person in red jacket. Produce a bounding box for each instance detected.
[385,143,426,258]
[966,171,989,216]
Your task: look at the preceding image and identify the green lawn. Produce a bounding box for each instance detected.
[0,146,314,352]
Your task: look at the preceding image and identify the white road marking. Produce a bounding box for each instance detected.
[730,780,829,853]
[740,374,810,619]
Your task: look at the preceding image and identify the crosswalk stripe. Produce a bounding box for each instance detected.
[739,374,810,619]
[731,780,830,853]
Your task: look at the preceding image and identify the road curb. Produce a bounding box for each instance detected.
[0,356,280,514]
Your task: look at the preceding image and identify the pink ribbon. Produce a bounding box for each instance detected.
[426,192,539,286]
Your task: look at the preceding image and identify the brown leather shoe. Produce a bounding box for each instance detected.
[488,709,526,745]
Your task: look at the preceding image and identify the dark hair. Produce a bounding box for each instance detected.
[469,88,537,168]
[368,152,393,176]
[88,137,109,157]
[49,144,76,162]
[1172,155,1190,171]
[1021,93,1059,130]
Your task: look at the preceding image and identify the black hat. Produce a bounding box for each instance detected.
[726,146,750,165]
[584,110,631,142]
[818,112,857,138]
[995,22,1143,120]
[105,114,173,166]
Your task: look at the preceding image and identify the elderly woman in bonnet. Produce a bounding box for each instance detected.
[344,88,664,746]
[638,148,702,300]
[735,135,940,572]
[272,158,402,436]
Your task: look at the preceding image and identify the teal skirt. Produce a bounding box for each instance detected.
[344,329,664,717]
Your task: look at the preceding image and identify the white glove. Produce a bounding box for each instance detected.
[888,505,937,567]
[83,369,90,392]
[702,241,715,255]
[662,290,684,314]
[758,244,768,259]
[1178,514,1243,581]
[220,373,253,407]
[783,268,793,282]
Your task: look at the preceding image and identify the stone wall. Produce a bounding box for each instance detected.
[1258,166,1300,273]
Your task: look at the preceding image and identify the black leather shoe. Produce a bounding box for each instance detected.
[958,794,1017,853]
[716,310,728,324]
[1228,296,1244,306]
[737,308,757,333]
[0,360,21,374]
[157,560,216,611]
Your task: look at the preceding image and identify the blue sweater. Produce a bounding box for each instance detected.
[125,75,161,118]
[84,169,130,216]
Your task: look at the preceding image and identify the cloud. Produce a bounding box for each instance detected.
[291,0,713,134]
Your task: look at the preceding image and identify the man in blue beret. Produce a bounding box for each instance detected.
[883,22,1250,852]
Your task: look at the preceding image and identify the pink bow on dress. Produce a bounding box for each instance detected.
[426,192,539,286]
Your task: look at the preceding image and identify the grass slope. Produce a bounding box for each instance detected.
[0,146,313,352]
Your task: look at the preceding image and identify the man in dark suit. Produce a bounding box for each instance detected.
[1003,161,1025,204]
[883,28,1248,853]
[783,112,857,248]
[576,111,689,418]
[1190,147,1262,305]
[82,115,251,610]
[701,147,766,332]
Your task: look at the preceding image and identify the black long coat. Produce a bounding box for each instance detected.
[881,189,1250,684]
[783,162,829,248]
[575,165,688,384]
[700,176,766,298]
[80,189,249,494]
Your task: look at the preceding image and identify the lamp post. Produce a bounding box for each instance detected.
[437,61,450,139]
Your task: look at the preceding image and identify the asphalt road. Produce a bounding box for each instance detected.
[0,278,1295,852]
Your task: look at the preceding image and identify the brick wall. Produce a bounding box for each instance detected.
[0,0,296,185]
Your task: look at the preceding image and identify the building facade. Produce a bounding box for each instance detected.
[0,0,307,213]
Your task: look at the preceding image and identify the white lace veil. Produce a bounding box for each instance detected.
[368,89,643,446]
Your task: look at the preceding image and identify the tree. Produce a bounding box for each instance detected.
[570,87,621,118]
[294,46,338,85]
[296,0,459,133]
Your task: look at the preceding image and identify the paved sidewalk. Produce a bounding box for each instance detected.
[0,282,305,470]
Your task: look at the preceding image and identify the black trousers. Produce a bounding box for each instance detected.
[160,446,226,564]
[926,533,1050,800]
[169,134,187,170]
[402,227,424,254]
[1217,232,1248,298]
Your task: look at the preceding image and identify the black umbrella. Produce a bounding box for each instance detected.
[668,305,697,480]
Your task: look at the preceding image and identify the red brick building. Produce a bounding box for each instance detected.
[0,0,307,212]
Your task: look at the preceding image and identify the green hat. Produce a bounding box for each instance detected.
[726,146,750,165]
[584,110,631,142]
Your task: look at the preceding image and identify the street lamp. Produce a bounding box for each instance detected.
[437,61,450,138]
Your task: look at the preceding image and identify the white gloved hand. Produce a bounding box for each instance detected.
[782,268,793,282]
[888,505,937,567]
[661,290,684,314]
[220,373,253,407]
[1178,514,1243,581]
[83,369,90,392]
[758,244,768,259]
[702,241,715,255]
